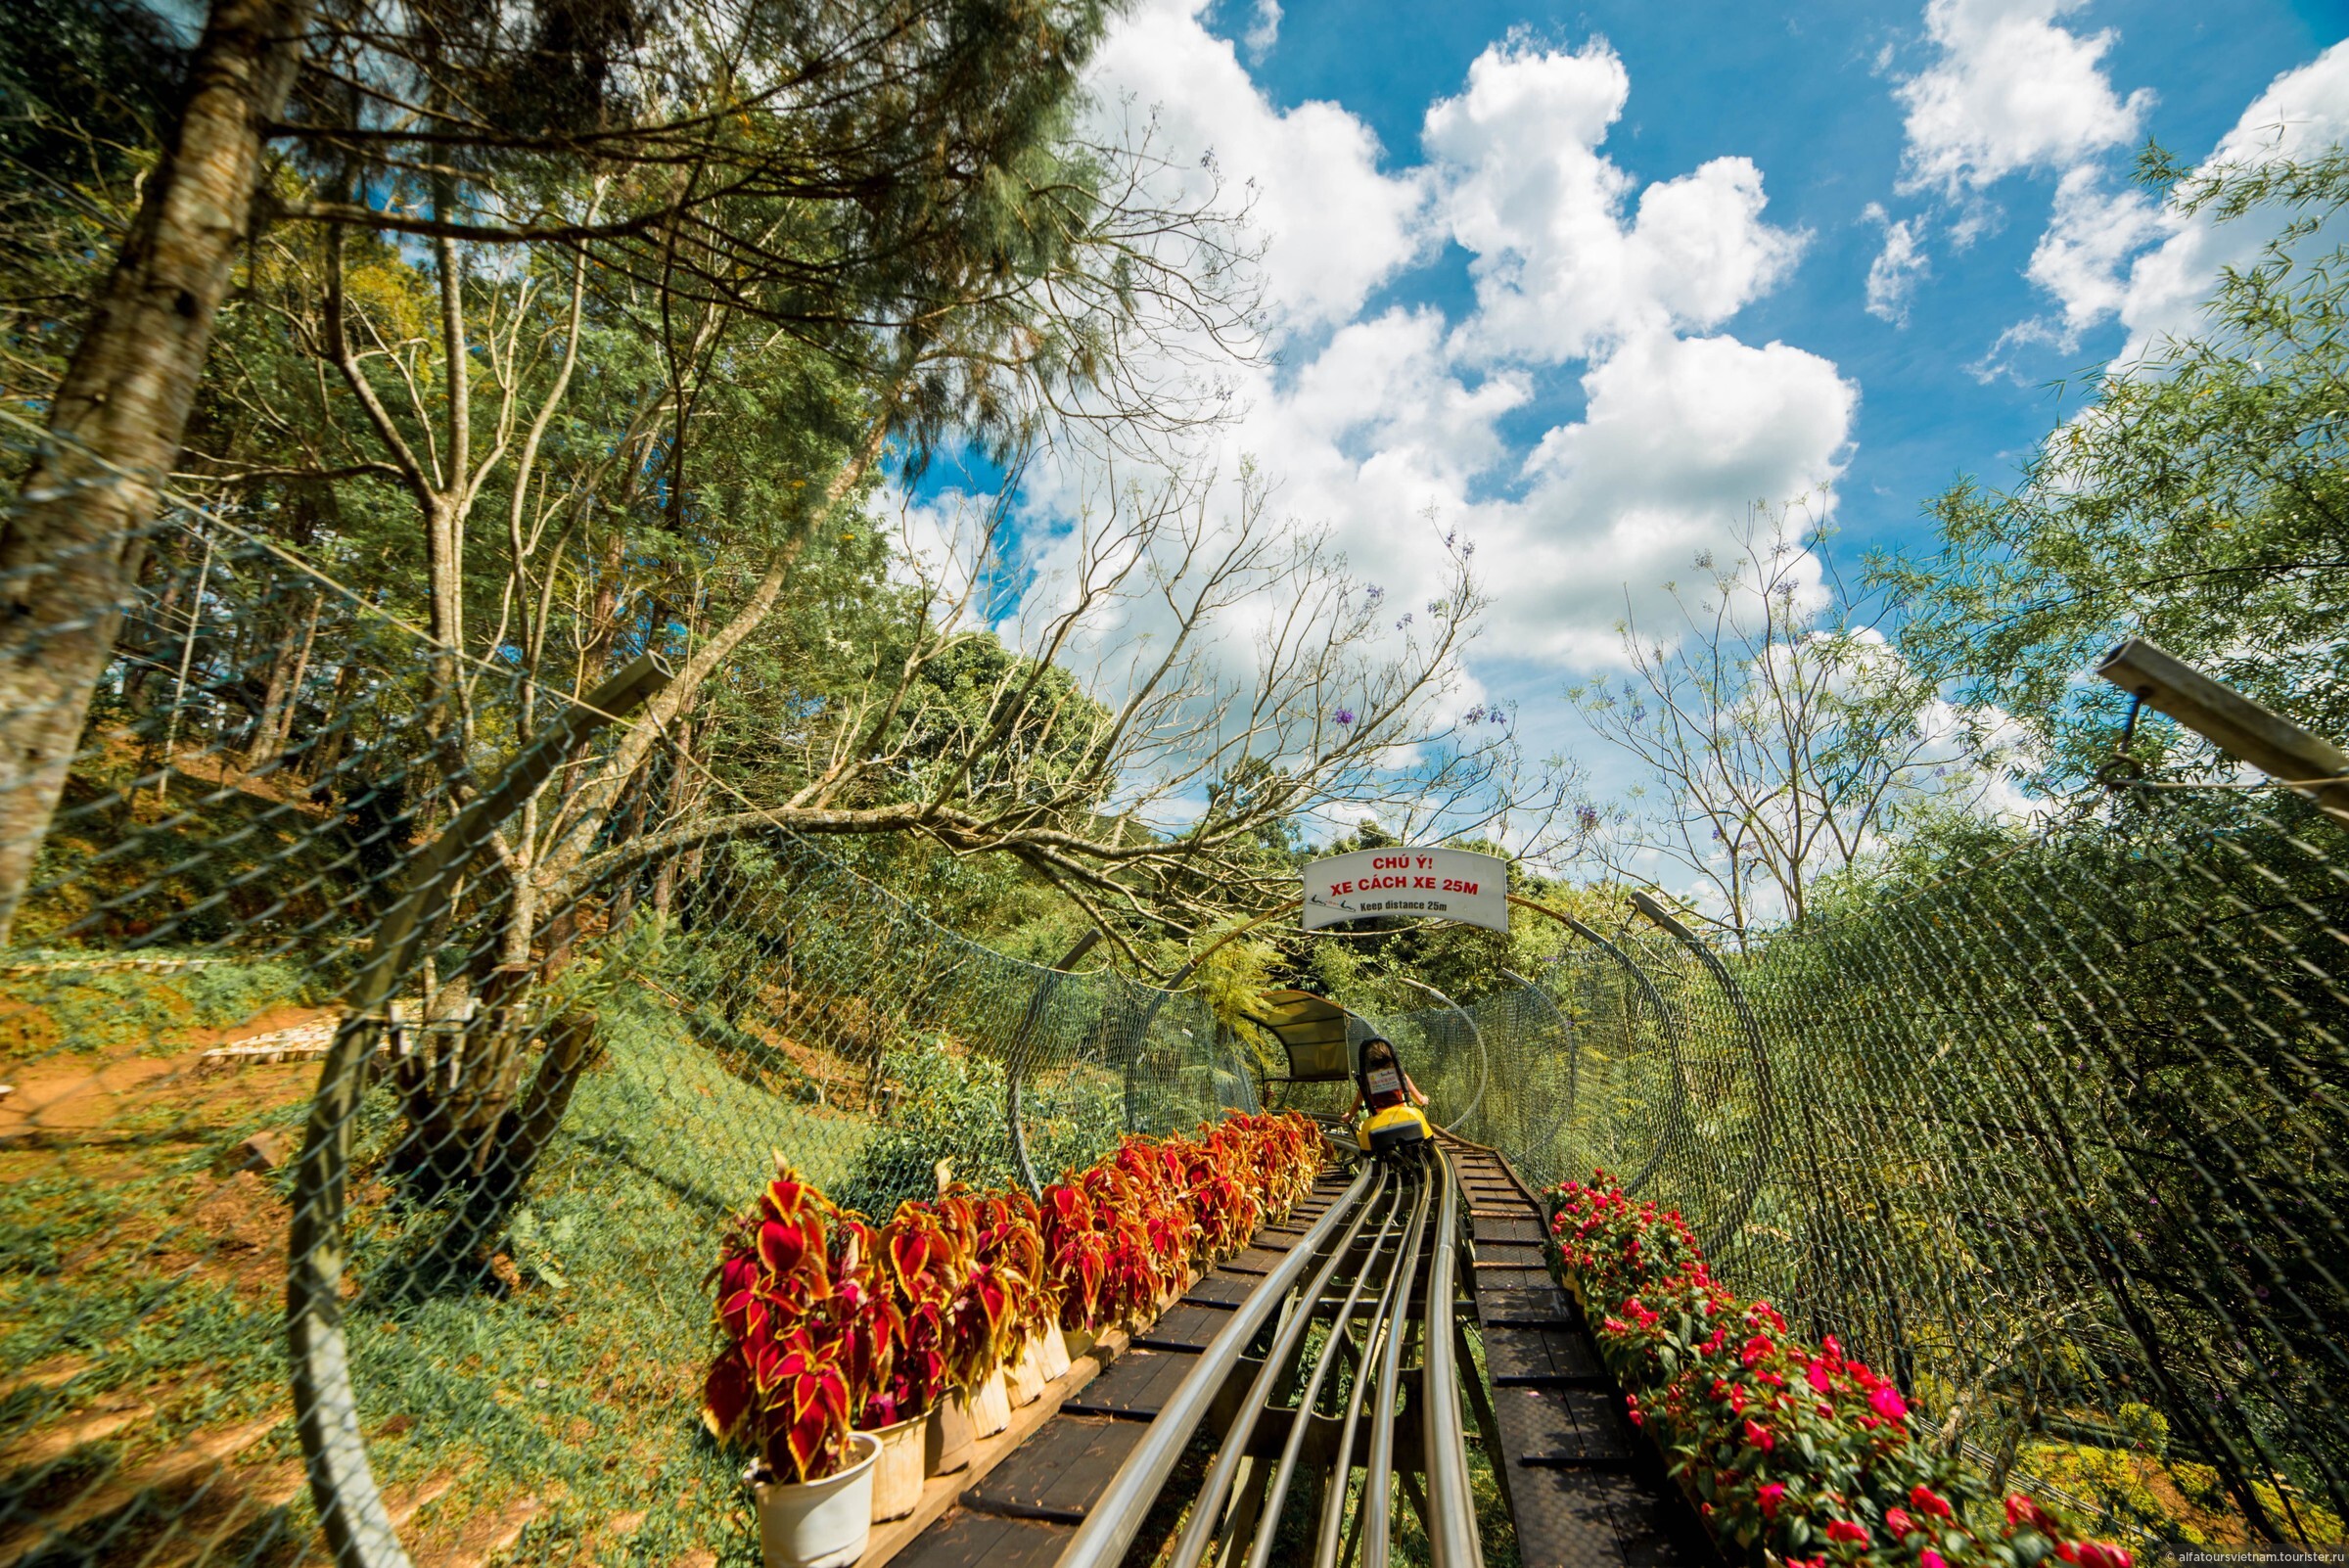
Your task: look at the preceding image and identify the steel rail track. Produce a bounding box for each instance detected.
[1055,1144,1487,1568]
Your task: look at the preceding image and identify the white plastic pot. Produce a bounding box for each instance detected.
[749,1431,880,1568]
[1007,1337,1046,1407]
[1034,1322,1071,1383]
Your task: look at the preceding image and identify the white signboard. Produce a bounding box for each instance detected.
[1301,847,1510,933]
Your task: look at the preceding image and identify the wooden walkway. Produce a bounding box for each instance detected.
[1450,1143,1714,1568]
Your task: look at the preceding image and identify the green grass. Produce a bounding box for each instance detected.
[0,949,310,1063]
[0,972,889,1565]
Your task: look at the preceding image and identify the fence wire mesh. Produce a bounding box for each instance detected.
[0,510,1238,1565]
[6,474,2347,1567]
[1380,796,2349,1556]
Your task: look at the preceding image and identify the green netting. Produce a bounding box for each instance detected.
[1380,801,2349,1554]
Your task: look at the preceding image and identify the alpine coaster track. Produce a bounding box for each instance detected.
[873,1130,1713,1568]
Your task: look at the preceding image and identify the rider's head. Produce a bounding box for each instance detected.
[1359,1036,1399,1076]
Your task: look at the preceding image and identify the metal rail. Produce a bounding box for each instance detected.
[1062,1145,1485,1568]
[1420,1148,1482,1568]
[1057,1164,1377,1568]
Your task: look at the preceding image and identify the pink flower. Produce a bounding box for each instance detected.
[1821,1334,1842,1360]
[1825,1520,1870,1545]
[1740,1334,1774,1366]
[2075,1545,2133,1568]
[1743,1419,1775,1452]
[1757,1482,1787,1518]
[1886,1507,1917,1539]
[1806,1360,1832,1393]
[1911,1485,1954,1519]
[1922,1552,1947,1568]
[1869,1385,1910,1421]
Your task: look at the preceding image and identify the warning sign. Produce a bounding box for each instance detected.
[1301,847,1510,933]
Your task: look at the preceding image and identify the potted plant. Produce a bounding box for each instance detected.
[927,1187,1018,1436]
[1040,1179,1108,1360]
[879,1198,977,1475]
[969,1191,1055,1406]
[703,1167,891,1568]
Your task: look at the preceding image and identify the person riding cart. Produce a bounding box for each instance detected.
[1347,1036,1431,1153]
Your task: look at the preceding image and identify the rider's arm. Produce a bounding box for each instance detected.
[1405,1074,1428,1106]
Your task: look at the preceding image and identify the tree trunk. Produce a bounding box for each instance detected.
[0,0,312,945]
[246,587,321,768]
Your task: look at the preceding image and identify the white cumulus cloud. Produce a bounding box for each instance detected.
[2107,43,2349,359]
[1085,0,1430,333]
[1894,0,2152,198]
[1425,39,1806,364]
[1863,203,1931,324]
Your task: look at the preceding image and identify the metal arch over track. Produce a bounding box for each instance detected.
[878,1132,1708,1568]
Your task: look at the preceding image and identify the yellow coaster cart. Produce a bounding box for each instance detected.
[1240,988,1432,1155]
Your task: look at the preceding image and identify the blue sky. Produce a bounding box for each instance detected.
[1218,0,2340,565]
[921,0,2347,852]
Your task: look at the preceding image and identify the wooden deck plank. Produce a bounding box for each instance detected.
[961,1416,1146,1522]
[1061,1347,1199,1420]
[885,1510,1074,1568]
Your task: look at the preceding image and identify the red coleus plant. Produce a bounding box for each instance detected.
[706,1111,1326,1474]
[703,1163,902,1483]
[1545,1175,2135,1568]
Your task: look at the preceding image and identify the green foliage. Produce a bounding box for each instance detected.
[1879,153,2349,784]
[0,953,308,1062]
[831,1041,1124,1221]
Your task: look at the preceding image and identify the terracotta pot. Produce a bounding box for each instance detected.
[1007,1337,1046,1407]
[748,1431,879,1568]
[925,1394,974,1476]
[1034,1322,1072,1382]
[863,1413,925,1523]
[968,1366,1012,1436]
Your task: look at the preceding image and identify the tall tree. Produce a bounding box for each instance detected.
[0,0,310,945]
[1571,512,2007,945]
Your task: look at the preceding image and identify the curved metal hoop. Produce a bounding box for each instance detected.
[1505,895,1695,1200]
[1628,892,1775,1256]
[287,655,671,1568]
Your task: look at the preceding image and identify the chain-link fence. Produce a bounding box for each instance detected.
[8,480,2347,1565]
[1381,795,2349,1557]
[0,509,1243,1565]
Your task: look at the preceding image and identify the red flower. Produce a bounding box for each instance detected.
[1921,1551,1947,1568]
[1740,1334,1774,1366]
[2074,1545,2132,1568]
[1825,1519,1869,1545]
[2006,1496,2061,1536]
[1869,1385,1910,1421]
[1757,1482,1786,1518]
[1743,1419,1775,1452]
[1911,1485,1953,1519]
[1886,1506,1917,1539]
[1806,1360,1832,1394]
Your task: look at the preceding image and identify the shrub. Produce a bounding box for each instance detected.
[1546,1175,2135,1568]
